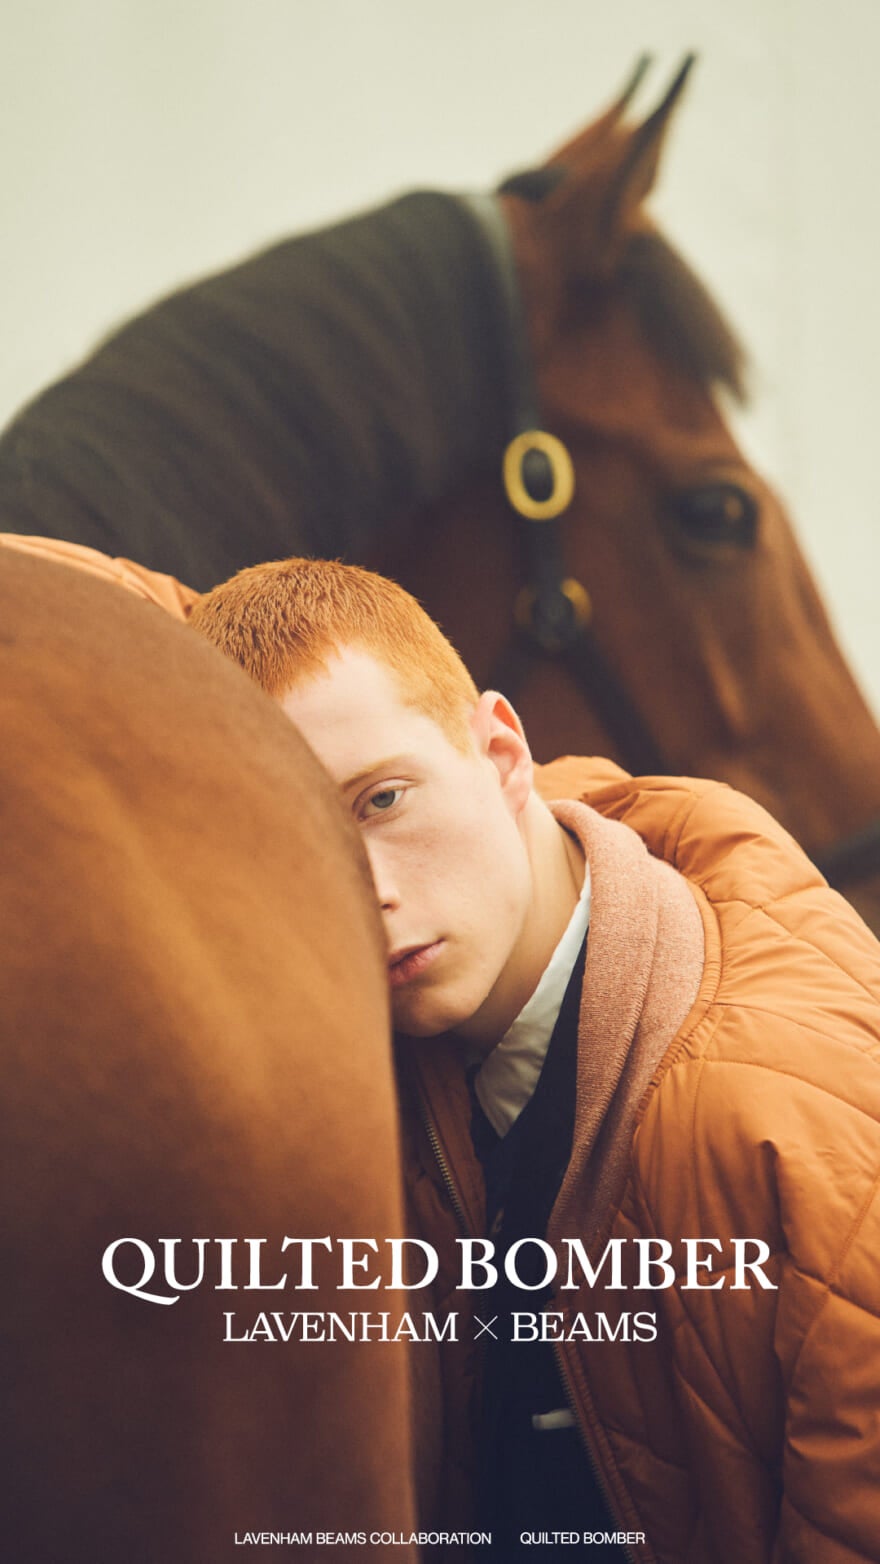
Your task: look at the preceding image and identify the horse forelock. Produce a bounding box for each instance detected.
[619,230,748,401]
[498,157,747,402]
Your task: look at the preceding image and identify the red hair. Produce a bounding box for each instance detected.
[190,557,479,747]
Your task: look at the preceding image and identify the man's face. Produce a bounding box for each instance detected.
[278,647,533,1039]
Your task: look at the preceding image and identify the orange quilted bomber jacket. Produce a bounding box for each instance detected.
[403,756,880,1564]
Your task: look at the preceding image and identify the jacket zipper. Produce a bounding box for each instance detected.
[418,1102,473,1237]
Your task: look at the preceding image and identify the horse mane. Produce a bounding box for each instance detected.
[0,194,509,590]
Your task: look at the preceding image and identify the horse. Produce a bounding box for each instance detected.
[2,58,879,930]
[0,546,422,1562]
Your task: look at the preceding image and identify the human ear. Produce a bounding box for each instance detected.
[470,692,533,815]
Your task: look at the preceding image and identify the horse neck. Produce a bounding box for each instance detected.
[0,193,512,590]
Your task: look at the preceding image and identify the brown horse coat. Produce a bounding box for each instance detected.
[0,546,417,1562]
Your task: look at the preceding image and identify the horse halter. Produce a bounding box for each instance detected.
[460,192,880,897]
[461,191,667,777]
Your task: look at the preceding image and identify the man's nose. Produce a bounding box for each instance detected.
[364,838,400,913]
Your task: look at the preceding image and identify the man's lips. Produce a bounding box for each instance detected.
[388,941,443,990]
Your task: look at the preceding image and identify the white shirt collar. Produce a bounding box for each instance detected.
[472,862,591,1138]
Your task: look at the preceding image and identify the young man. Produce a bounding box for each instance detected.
[192,556,880,1564]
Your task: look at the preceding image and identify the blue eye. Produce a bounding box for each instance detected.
[362,787,403,818]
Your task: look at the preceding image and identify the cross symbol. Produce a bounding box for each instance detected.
[474,1315,499,1340]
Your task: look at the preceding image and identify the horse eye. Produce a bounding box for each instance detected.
[672,483,758,553]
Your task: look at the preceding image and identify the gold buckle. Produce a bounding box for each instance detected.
[514,578,592,641]
[502,429,575,521]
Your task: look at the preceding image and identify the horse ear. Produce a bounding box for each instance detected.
[539,54,696,281]
[605,55,695,218]
[545,54,653,171]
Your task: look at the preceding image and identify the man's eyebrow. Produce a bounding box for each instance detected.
[340,756,413,794]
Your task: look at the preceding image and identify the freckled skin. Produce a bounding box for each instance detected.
[278,648,584,1052]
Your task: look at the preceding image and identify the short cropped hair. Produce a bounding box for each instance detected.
[190,557,479,747]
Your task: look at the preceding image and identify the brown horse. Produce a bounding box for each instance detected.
[0,547,420,1562]
[382,60,880,931]
[2,60,879,926]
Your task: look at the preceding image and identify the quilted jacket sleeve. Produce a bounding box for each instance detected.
[771,1095,880,1561]
[562,764,880,1561]
[639,785,880,1562]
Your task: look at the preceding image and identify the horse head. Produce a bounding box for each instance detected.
[382,61,880,928]
[2,60,879,926]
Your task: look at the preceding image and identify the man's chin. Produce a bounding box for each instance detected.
[392,993,468,1040]
[393,1014,454,1040]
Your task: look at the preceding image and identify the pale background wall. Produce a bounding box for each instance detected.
[2,0,878,711]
